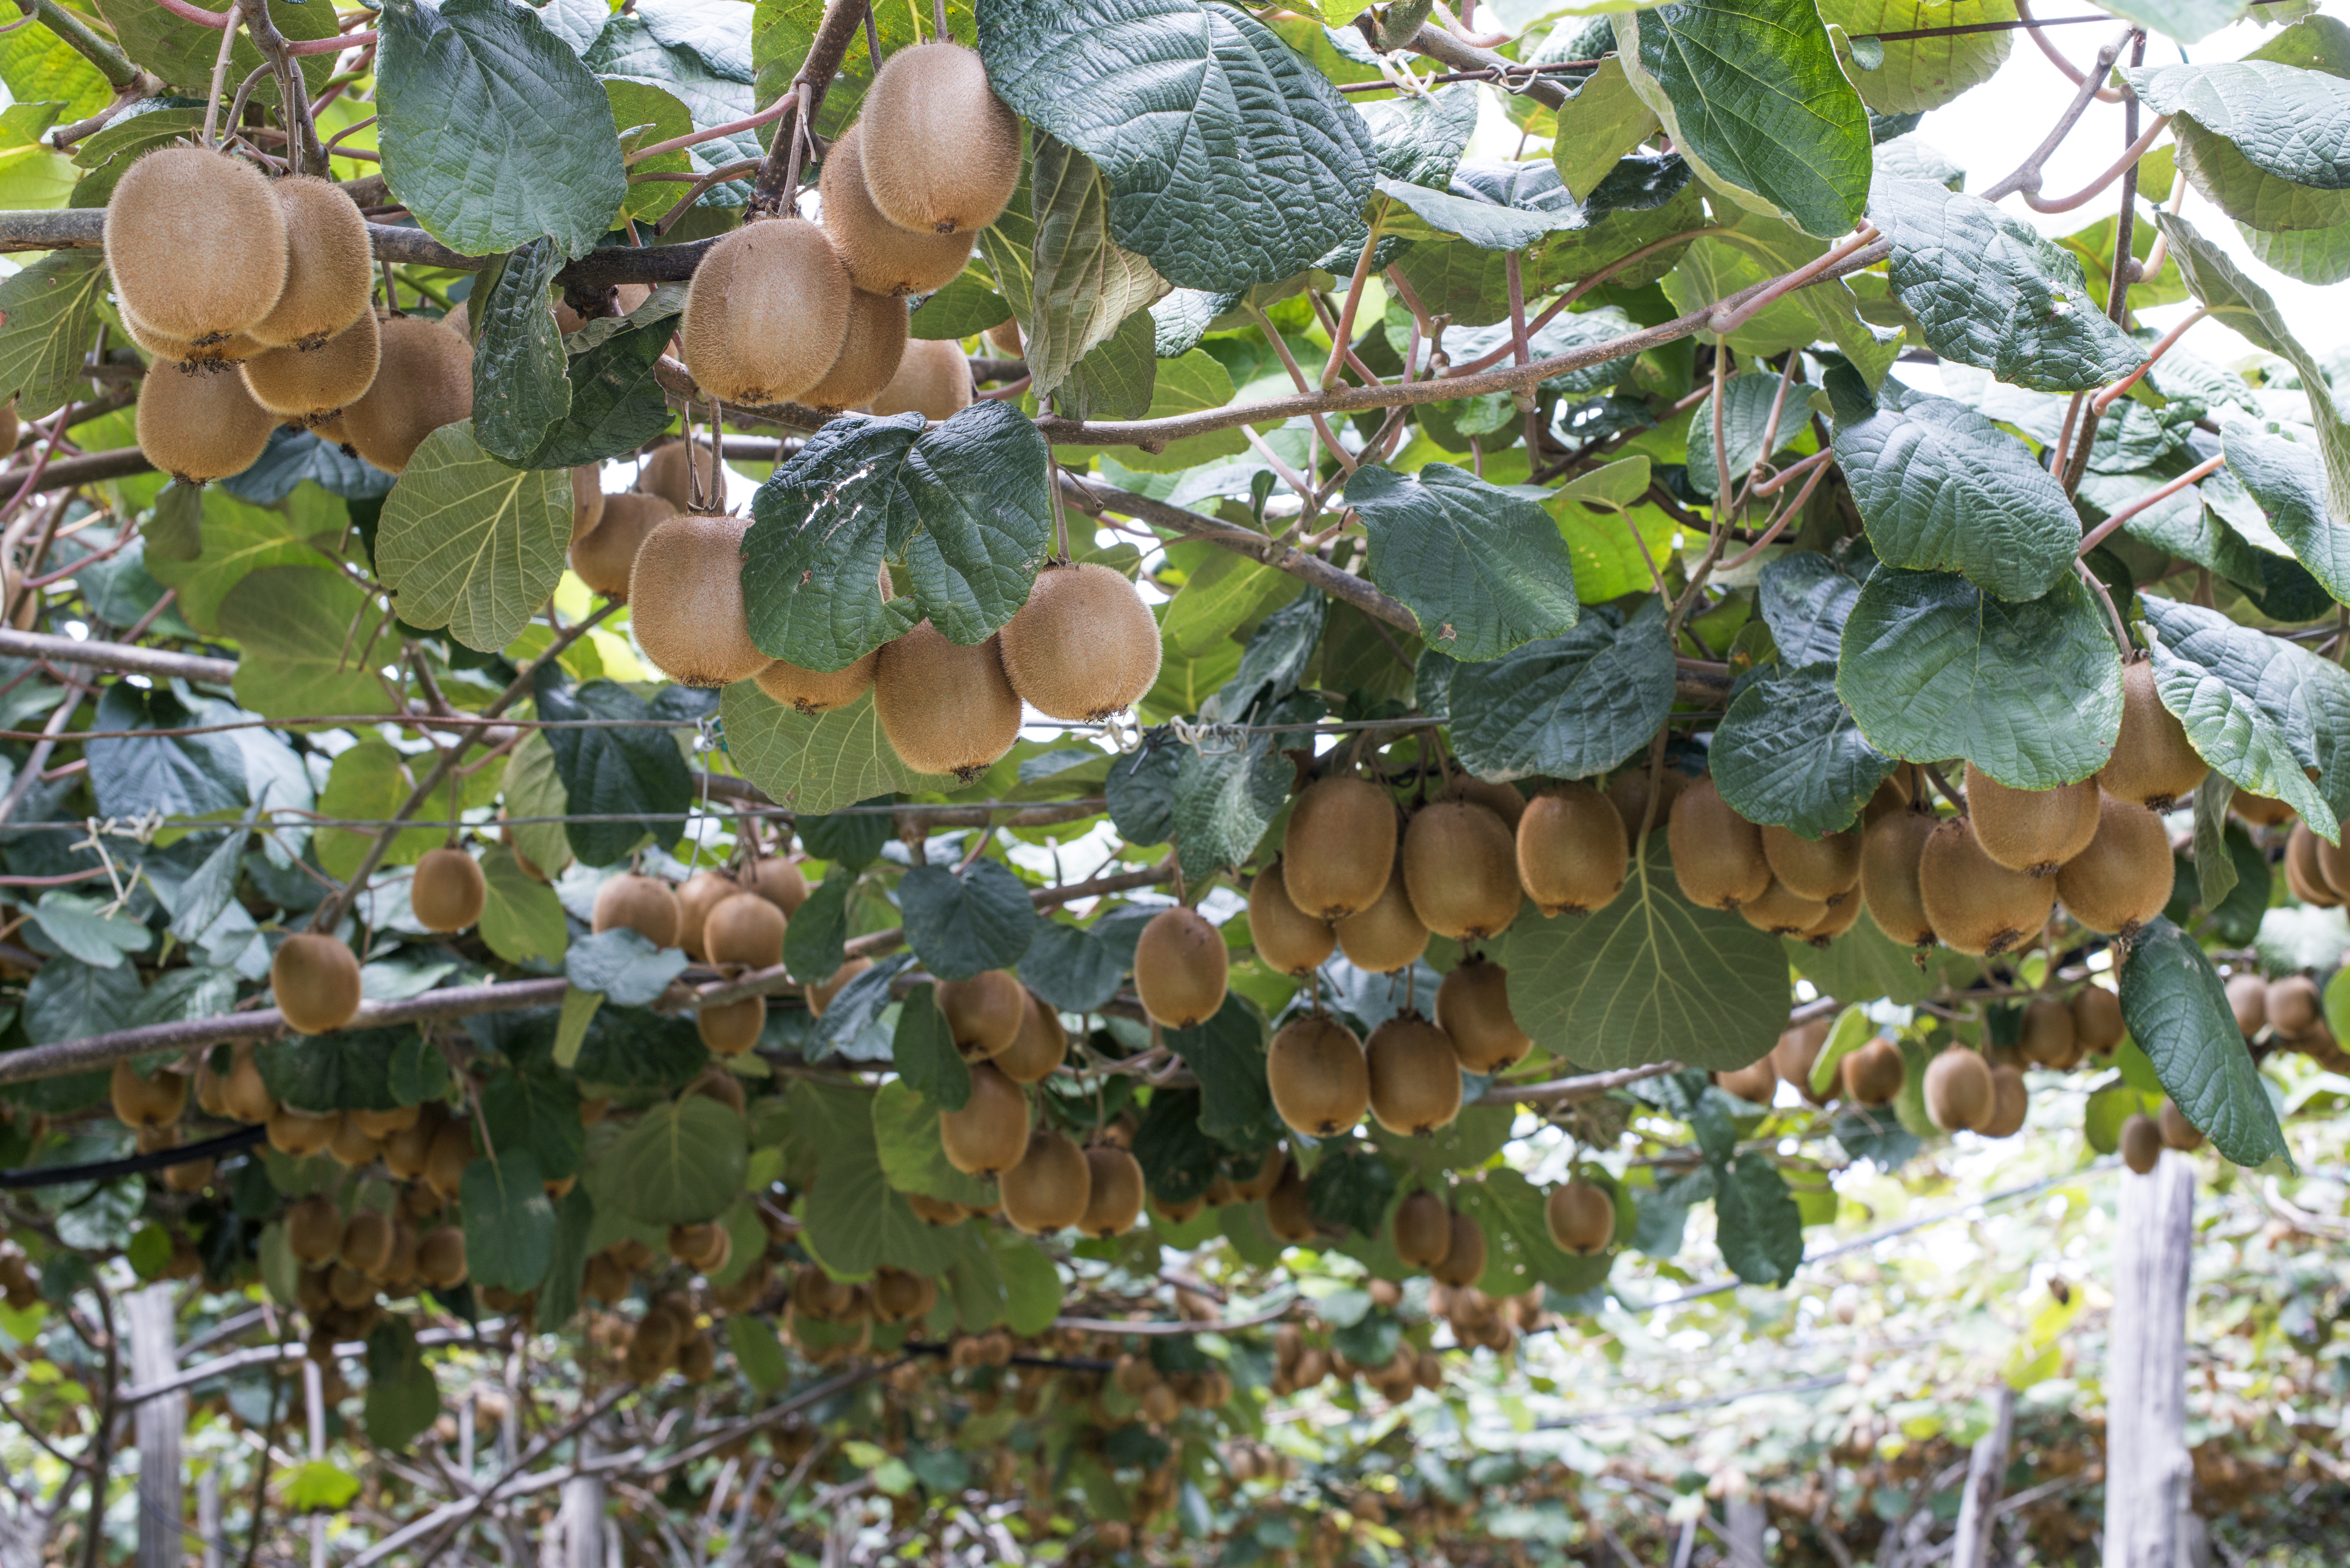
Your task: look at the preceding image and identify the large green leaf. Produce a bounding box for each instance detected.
[311,737,442,881]
[1549,57,1662,201]
[472,238,572,465]
[1016,921,1128,1014]
[2137,592,2340,841]
[498,733,573,882]
[2118,919,2288,1168]
[1497,841,1789,1071]
[898,861,1039,983]
[976,0,1376,292]
[531,291,685,465]
[1164,993,1282,1153]
[477,847,568,965]
[1027,134,1166,403]
[460,1151,557,1293]
[0,250,102,419]
[871,1082,998,1207]
[1439,596,1676,780]
[1360,80,1481,190]
[1757,549,1866,666]
[1346,463,1579,663]
[1058,304,1157,421]
[718,681,952,815]
[891,985,971,1111]
[2092,0,2247,43]
[481,1066,585,1181]
[792,1080,954,1277]
[2222,420,2350,605]
[375,422,572,653]
[1835,568,2123,788]
[143,490,333,634]
[1816,0,2013,113]
[1377,175,1593,251]
[0,23,114,125]
[93,0,334,102]
[1711,1150,1804,1285]
[2125,63,2350,232]
[218,567,398,721]
[535,674,692,866]
[583,1097,747,1226]
[1613,0,1872,239]
[376,0,626,256]
[1686,371,1794,498]
[1169,711,1304,879]
[255,1027,423,1113]
[362,1322,441,1450]
[1710,662,1895,838]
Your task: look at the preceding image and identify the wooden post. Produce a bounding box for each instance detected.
[1951,1381,2015,1568]
[2104,1153,2196,1568]
[1722,1495,1767,1567]
[557,1427,604,1568]
[304,1358,326,1568]
[125,1284,183,1568]
[197,1468,220,1568]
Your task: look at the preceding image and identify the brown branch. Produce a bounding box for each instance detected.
[1477,1060,1684,1107]
[743,0,871,220]
[239,0,327,174]
[0,628,236,685]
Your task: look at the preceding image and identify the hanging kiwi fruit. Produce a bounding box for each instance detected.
[704,890,787,969]
[637,439,720,514]
[2157,1098,2205,1152]
[569,492,675,600]
[1667,779,1770,910]
[938,970,1026,1061]
[1365,1013,1464,1135]
[818,122,980,297]
[248,176,375,349]
[997,562,1163,722]
[240,308,380,426]
[679,217,852,406]
[1838,1037,1906,1106]
[1544,1181,1615,1255]
[1392,1189,1452,1269]
[411,847,486,934]
[1917,818,2054,957]
[2096,660,2207,812]
[1266,1014,1369,1136]
[1760,823,1861,903]
[1247,861,1336,976]
[105,146,289,344]
[2285,822,2341,907]
[1333,861,1428,975]
[338,314,474,474]
[1922,1047,1994,1133]
[994,990,1067,1083]
[872,621,1024,780]
[592,872,682,948]
[1079,1146,1145,1238]
[136,360,278,484]
[1431,1209,1486,1289]
[628,513,774,687]
[1860,806,1937,947]
[271,933,362,1035]
[938,1062,1030,1176]
[806,956,873,1016]
[696,997,767,1056]
[1434,957,1531,1074]
[1515,782,1627,916]
[804,287,911,411]
[1263,1157,1314,1243]
[2018,995,2076,1067]
[999,1128,1092,1234]
[870,337,975,421]
[1282,776,1397,919]
[2053,790,2174,937]
[1961,765,2099,876]
[856,42,1024,236]
[1133,907,1229,1029]
[2119,1111,2163,1173]
[1739,878,1828,937]
[2073,984,2125,1053]
[1402,800,1521,942]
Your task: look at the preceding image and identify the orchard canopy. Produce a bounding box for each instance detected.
[6,0,2350,1562]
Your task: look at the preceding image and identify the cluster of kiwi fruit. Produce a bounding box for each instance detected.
[0,1244,39,1311]
[2226,969,2350,1069]
[1715,1015,1916,1117]
[108,144,472,481]
[1272,1312,1447,1405]
[583,856,808,1052]
[2118,1097,2207,1173]
[928,1026,1148,1238]
[1106,1350,1238,1426]
[781,1263,947,1365]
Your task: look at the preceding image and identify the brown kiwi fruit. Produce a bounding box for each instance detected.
[749,856,809,917]
[1667,778,1771,910]
[1434,957,1531,1074]
[697,996,767,1056]
[869,337,975,420]
[1796,891,1862,946]
[1715,1057,1778,1105]
[1134,907,1230,1029]
[423,1120,476,1200]
[2316,829,2350,902]
[1738,878,1827,936]
[939,1062,1030,1175]
[872,620,1023,780]
[997,562,1163,721]
[1267,1014,1370,1136]
[1978,1064,2028,1138]
[1079,1146,1145,1238]
[675,869,737,961]
[1432,1210,1486,1289]
[411,847,486,934]
[571,464,605,542]
[858,43,1023,235]
[224,1045,279,1125]
[1263,1158,1314,1243]
[938,969,1027,1061]
[1283,777,1398,919]
[905,1191,967,1226]
[2073,983,2125,1052]
[2231,788,2294,828]
[637,439,719,514]
[194,1052,231,1118]
[2018,995,2076,1067]
[570,492,675,599]
[819,122,979,297]
[1861,765,1917,826]
[2054,791,2174,936]
[110,1062,186,1127]
[1918,818,2055,957]
[1860,807,1937,947]
[1393,1190,1452,1268]
[1442,773,1527,828]
[1231,1145,1286,1203]
[348,1104,419,1140]
[272,933,362,1034]
[268,1106,337,1157]
[995,989,1067,1083]
[2097,660,2207,810]
[105,145,289,341]
[704,890,787,969]
[754,649,881,714]
[1248,860,1336,976]
[1545,1181,1615,1255]
[240,307,380,423]
[1333,858,1429,974]
[680,217,853,404]
[1514,781,1627,916]
[1365,1013,1463,1135]
[805,288,910,410]
[137,359,277,483]
[2269,974,2322,1038]
[416,1227,468,1288]
[382,1106,440,1180]
[1838,1037,1906,1106]
[286,1194,342,1263]
[999,1127,1092,1234]
[628,513,773,687]
[2157,1098,2204,1151]
[339,314,474,474]
[341,1210,395,1277]
[1962,765,2100,876]
[592,872,682,948]
[1771,1017,1830,1100]
[806,955,873,1015]
[1151,1192,1204,1226]
[248,176,374,348]
[121,307,264,369]
[2119,1111,2162,1173]
[1608,763,1689,840]
[1761,823,1861,902]
[1922,1048,1995,1132]
[1402,801,1521,941]
[2286,822,2341,906]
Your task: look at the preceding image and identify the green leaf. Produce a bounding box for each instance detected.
[1832,387,2081,601]
[1836,568,2123,789]
[1711,1150,1804,1285]
[376,422,572,653]
[143,490,331,634]
[606,78,695,222]
[0,24,112,128]
[898,861,1039,983]
[2118,918,2289,1169]
[1497,839,1790,1070]
[2243,214,2350,285]
[1758,549,1866,666]
[472,238,572,465]
[1159,549,1300,665]
[1806,1004,1877,1097]
[583,1096,748,1226]
[498,732,573,883]
[218,566,398,721]
[2189,768,2240,912]
[481,1066,585,1180]
[311,738,443,881]
[1440,596,1677,780]
[1370,1103,1512,1179]
[1027,133,1167,402]
[282,1461,361,1513]
[552,986,601,1069]
[1359,80,1481,189]
[536,675,692,866]
[0,250,101,418]
[1550,57,1662,201]
[524,311,678,468]
[255,1027,415,1113]
[1458,1167,1612,1297]
[871,1082,997,1207]
[28,894,149,969]
[2222,420,2350,605]
[1346,463,1579,662]
[1057,305,1158,422]
[976,0,1376,292]
[720,681,951,815]
[1614,0,1872,239]
[1686,370,1795,498]
[782,875,850,986]
[1711,662,1895,837]
[461,1150,557,1293]
[362,1321,441,1450]
[2137,593,2340,841]
[1018,921,1128,1014]
[1306,1144,1397,1238]
[375,0,627,257]
[892,984,972,1112]
[535,1183,596,1328]
[1132,1086,1222,1203]
[2091,0,2246,43]
[792,1080,954,1276]
[1163,993,1281,1152]
[1816,0,2014,113]
[910,269,1013,341]
[477,846,569,966]
[1170,719,1297,879]
[2125,63,2350,231]
[996,1231,1063,1334]
[94,0,334,102]
[728,1314,789,1392]
[1376,175,1589,251]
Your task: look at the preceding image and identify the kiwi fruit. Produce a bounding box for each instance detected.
[1861,765,1917,826]
[2231,788,2294,828]
[328,1116,382,1169]
[1283,777,1397,919]
[1267,1015,1370,1135]
[1434,957,1531,1074]
[1838,1037,1906,1105]
[1247,860,1335,976]
[1918,818,2055,957]
[137,359,277,484]
[106,146,289,342]
[1000,1127,1092,1234]
[628,513,774,687]
[2157,1098,2205,1151]
[1922,1047,1994,1132]
[349,1104,419,1140]
[873,621,1024,780]
[382,1108,438,1180]
[680,216,852,404]
[194,1054,230,1118]
[2018,995,2076,1067]
[1715,1058,1778,1105]
[1859,807,1937,947]
[571,465,606,541]
[1402,801,1521,941]
[222,1048,277,1123]
[998,562,1163,722]
[697,996,767,1056]
[2316,830,2350,902]
[1431,1210,1487,1289]
[1796,892,1862,946]
[1979,1065,2028,1138]
[1608,764,1689,841]
[1667,779,1771,910]
[248,176,374,348]
[1545,1181,1615,1255]
[272,933,363,1034]
[905,1191,966,1226]
[1079,1146,1145,1238]
[704,890,787,969]
[122,307,264,369]
[423,1120,476,1200]
[2094,661,2207,811]
[870,337,975,420]
[286,1194,343,1263]
[341,1210,395,1277]
[1514,782,1626,916]
[749,856,809,917]
[2054,791,2174,936]
[1441,773,1526,828]
[339,315,474,474]
[570,492,675,599]
[1134,907,1230,1028]
[2119,1110,2162,1173]
[1263,1158,1314,1243]
[2269,974,2322,1038]
[939,1062,1030,1175]
[1771,1017,1830,1099]
[996,990,1067,1083]
[411,846,486,934]
[806,955,873,1016]
[806,289,911,410]
[1333,859,1429,974]
[818,122,979,297]
[110,1062,185,1127]
[592,872,682,948]
[1739,878,1827,936]
[1761,823,1861,902]
[859,43,1023,235]
[754,649,880,715]
[638,439,719,514]
[269,1106,337,1157]
[416,1227,468,1289]
[2073,983,2125,1052]
[1151,1193,1205,1226]
[1392,1189,1452,1268]
[938,969,1027,1060]
[2285,822,2341,907]
[675,869,737,961]
[1231,1145,1285,1202]
[1962,765,2100,876]
[1365,1013,1463,1135]
[239,308,380,423]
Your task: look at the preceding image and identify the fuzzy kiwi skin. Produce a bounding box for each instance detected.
[819,122,979,297]
[1923,1047,1994,1132]
[938,970,1026,1061]
[1918,818,2055,957]
[2269,975,2323,1038]
[1431,1210,1486,1289]
[2097,660,2207,811]
[2119,1111,2163,1172]
[704,890,787,969]
[1739,878,1827,936]
[1839,1037,1906,1105]
[681,217,853,405]
[805,955,872,1017]
[2018,995,2076,1067]
[1796,891,1862,946]
[249,176,374,348]
[1283,777,1396,919]
[858,44,1024,236]
[2158,1098,2205,1151]
[628,513,772,687]
[272,934,362,1034]
[1402,801,1521,941]
[995,990,1067,1083]
[1392,1190,1452,1268]
[870,338,974,420]
[1667,779,1771,910]
[122,307,264,369]
[1860,807,1937,947]
[1333,860,1428,974]
[1443,774,1526,828]
[137,362,277,483]
[1715,1058,1777,1106]
[1761,823,1861,902]
[592,872,682,948]
[999,1127,1092,1234]
[1962,765,2100,876]
[571,492,675,599]
[696,997,765,1056]
[754,651,879,715]
[2232,788,2294,828]
[1771,1018,1831,1101]
[240,308,380,423]
[637,440,719,514]
[1267,1015,1370,1136]
[1134,907,1230,1029]
[805,288,909,410]
[938,1062,1030,1176]
[873,621,1023,780]
[106,146,289,342]
[1979,1065,2027,1138]
[1545,1181,1615,1255]
[1515,782,1626,916]
[1248,860,1335,976]
[1434,957,1531,1074]
[2226,972,2267,1037]
[2073,984,2125,1052]
[998,562,1163,721]
[1365,1013,1463,1135]
[1264,1159,1314,1243]
[110,1062,186,1127]
[340,315,474,474]
[2286,822,2342,907]
[1079,1146,1145,1238]
[2054,790,2174,936]
[411,847,485,933]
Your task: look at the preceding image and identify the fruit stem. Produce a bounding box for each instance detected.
[200,0,245,149]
